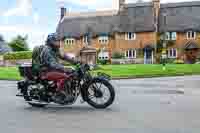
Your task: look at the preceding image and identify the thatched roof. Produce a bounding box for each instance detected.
[57,1,200,38]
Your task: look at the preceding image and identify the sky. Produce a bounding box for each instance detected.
[0,0,200,49]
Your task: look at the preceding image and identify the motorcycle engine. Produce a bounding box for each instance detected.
[53,80,76,104]
[27,83,45,100]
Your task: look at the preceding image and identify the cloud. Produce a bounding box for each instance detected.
[33,13,39,24]
[0,25,49,49]
[3,0,32,17]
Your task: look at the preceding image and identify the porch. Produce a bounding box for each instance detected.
[183,41,200,64]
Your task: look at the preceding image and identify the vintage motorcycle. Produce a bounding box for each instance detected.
[16,63,115,109]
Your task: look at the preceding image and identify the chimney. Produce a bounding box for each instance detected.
[119,0,125,12]
[153,0,160,32]
[60,7,66,20]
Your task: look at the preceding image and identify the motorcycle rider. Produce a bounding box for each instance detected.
[40,33,80,73]
[38,33,80,103]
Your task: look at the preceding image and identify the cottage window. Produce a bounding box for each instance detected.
[165,32,176,40]
[168,48,177,58]
[98,51,109,60]
[187,31,196,39]
[125,32,136,40]
[83,35,88,45]
[125,49,136,59]
[98,36,109,44]
[64,38,75,45]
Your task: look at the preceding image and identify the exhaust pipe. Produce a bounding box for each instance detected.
[16,94,23,97]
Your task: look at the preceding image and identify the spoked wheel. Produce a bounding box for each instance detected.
[85,79,115,109]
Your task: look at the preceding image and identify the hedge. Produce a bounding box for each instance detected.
[4,51,32,60]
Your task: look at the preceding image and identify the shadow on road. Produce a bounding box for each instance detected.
[22,105,115,114]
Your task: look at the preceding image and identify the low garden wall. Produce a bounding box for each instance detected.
[1,51,32,66]
[111,58,144,64]
[3,59,32,67]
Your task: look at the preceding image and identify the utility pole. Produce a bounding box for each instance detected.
[162,13,167,70]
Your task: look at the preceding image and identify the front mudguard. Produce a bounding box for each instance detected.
[17,80,27,93]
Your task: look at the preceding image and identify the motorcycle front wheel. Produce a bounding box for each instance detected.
[85,78,115,109]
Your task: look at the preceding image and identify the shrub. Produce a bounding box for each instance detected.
[97,59,108,65]
[112,52,124,59]
[173,59,184,64]
[4,51,32,60]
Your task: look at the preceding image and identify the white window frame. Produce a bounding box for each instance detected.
[168,48,177,58]
[186,31,196,40]
[165,32,176,40]
[125,32,136,40]
[125,49,137,59]
[64,38,75,45]
[98,36,109,44]
[98,51,109,60]
[171,32,177,40]
[83,35,88,45]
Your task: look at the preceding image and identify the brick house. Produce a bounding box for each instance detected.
[56,0,200,64]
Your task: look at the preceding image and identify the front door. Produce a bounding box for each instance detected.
[144,50,153,64]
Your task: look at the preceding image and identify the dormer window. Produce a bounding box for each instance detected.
[64,38,75,45]
[187,31,196,39]
[125,32,136,40]
[165,32,176,40]
[98,36,109,44]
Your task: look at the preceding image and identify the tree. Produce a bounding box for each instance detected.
[0,34,4,42]
[8,35,29,51]
[0,34,11,54]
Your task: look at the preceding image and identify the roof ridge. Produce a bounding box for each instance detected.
[61,10,118,21]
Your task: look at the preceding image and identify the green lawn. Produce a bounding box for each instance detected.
[95,64,200,79]
[0,64,200,80]
[0,67,21,80]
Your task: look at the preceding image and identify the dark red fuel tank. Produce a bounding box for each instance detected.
[41,71,71,81]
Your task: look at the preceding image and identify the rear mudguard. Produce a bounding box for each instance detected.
[17,80,27,93]
[80,77,111,101]
[17,79,35,101]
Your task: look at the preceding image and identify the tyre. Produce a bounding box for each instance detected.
[85,78,115,109]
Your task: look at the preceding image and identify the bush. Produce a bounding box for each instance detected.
[173,59,184,64]
[4,51,32,60]
[97,59,108,65]
[112,52,124,59]
[159,58,176,64]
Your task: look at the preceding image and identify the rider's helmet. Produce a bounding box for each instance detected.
[46,33,60,51]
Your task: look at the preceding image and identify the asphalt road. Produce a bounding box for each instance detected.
[1,76,200,133]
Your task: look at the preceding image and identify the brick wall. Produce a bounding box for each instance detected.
[61,32,156,60]
[167,32,200,59]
